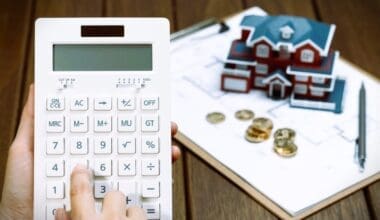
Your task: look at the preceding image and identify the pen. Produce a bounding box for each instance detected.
[357,82,366,172]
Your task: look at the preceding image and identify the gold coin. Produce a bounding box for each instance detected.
[274,128,296,147]
[245,125,270,143]
[206,112,225,124]
[235,109,255,121]
[274,142,298,157]
[252,117,273,132]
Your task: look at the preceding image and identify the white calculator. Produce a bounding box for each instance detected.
[34,18,171,220]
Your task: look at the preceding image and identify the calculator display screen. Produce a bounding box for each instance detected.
[53,44,152,71]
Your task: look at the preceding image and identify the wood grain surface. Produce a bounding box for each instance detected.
[1,0,379,219]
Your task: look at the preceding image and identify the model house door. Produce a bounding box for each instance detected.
[272,83,282,99]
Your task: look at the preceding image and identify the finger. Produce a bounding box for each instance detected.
[126,206,146,219]
[12,84,35,152]
[172,145,181,162]
[102,191,126,218]
[171,122,178,136]
[55,208,70,220]
[70,165,96,219]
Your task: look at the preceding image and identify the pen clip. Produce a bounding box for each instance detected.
[354,138,359,163]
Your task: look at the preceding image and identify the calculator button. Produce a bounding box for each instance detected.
[118,159,136,176]
[141,96,159,110]
[117,137,136,154]
[46,160,65,177]
[70,137,88,155]
[70,115,88,133]
[46,116,65,133]
[141,159,160,176]
[71,97,88,111]
[142,181,160,198]
[141,115,159,132]
[46,204,65,220]
[94,97,112,111]
[94,137,112,154]
[94,181,112,199]
[141,136,160,154]
[69,159,88,173]
[46,97,64,111]
[118,181,138,206]
[93,159,112,176]
[117,115,136,132]
[46,137,65,155]
[118,96,135,110]
[46,181,65,199]
[94,116,112,132]
[142,203,160,219]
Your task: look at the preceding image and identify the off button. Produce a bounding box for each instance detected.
[141,96,159,110]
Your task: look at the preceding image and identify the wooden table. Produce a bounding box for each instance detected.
[1,0,379,219]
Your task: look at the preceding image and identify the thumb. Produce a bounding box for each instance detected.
[12,84,34,152]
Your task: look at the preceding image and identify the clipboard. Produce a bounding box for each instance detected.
[170,7,380,220]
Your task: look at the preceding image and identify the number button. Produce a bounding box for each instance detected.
[93,159,112,176]
[71,97,88,111]
[94,116,112,132]
[46,137,65,155]
[94,181,112,199]
[118,159,136,176]
[70,115,88,133]
[118,96,135,110]
[46,204,65,220]
[46,116,65,133]
[141,136,159,154]
[46,160,65,177]
[117,137,136,154]
[47,97,64,111]
[141,96,159,110]
[117,115,136,132]
[94,137,112,154]
[46,181,65,199]
[118,181,138,206]
[141,115,159,132]
[141,159,160,176]
[142,203,160,219]
[142,181,160,198]
[94,97,112,111]
[70,137,88,155]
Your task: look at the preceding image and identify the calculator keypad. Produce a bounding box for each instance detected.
[45,96,161,219]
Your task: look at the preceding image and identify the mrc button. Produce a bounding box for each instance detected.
[141,97,159,110]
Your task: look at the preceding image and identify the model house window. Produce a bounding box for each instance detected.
[254,76,266,87]
[294,84,307,94]
[295,75,308,82]
[300,49,314,63]
[312,77,325,84]
[256,63,268,74]
[311,90,324,97]
[236,64,248,70]
[256,44,270,58]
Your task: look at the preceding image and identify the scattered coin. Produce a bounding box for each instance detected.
[235,109,255,121]
[252,117,273,132]
[245,125,270,143]
[274,142,298,157]
[206,112,225,124]
[273,128,296,147]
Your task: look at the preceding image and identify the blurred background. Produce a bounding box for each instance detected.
[0,0,379,219]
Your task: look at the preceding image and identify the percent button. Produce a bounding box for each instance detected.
[141,136,160,154]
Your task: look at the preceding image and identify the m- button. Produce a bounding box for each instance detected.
[141,97,159,110]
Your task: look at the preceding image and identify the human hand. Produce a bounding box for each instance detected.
[0,84,181,219]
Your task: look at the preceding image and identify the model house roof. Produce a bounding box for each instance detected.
[226,40,256,65]
[262,69,292,86]
[240,15,335,56]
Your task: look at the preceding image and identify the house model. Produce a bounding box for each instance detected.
[221,15,346,113]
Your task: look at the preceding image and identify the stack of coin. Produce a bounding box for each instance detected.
[245,117,273,143]
[273,128,297,157]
